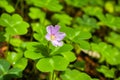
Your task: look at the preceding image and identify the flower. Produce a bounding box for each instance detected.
[45,25,66,47]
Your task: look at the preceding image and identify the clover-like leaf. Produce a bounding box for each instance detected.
[31,0,63,12]
[36,57,54,72]
[83,6,102,16]
[74,15,99,32]
[0,13,29,36]
[61,26,91,41]
[61,51,76,62]
[65,0,88,8]
[6,51,28,71]
[7,68,22,77]
[52,14,72,25]
[0,0,15,13]
[31,23,47,44]
[105,32,120,48]
[24,42,48,60]
[7,52,23,65]
[96,13,120,30]
[0,59,10,75]
[91,42,120,65]
[60,69,92,80]
[36,56,69,72]
[13,58,28,71]
[50,44,73,55]
[24,50,44,60]
[97,65,115,78]
[29,7,46,24]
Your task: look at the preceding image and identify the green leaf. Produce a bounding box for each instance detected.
[0,59,10,75]
[73,31,91,40]
[97,65,115,78]
[103,47,120,65]
[61,27,80,40]
[0,0,15,13]
[52,56,69,71]
[50,44,73,55]
[65,0,88,8]
[24,42,48,59]
[36,56,69,72]
[105,1,114,13]
[8,68,22,77]
[52,14,72,25]
[7,52,23,65]
[73,15,99,32]
[36,58,54,72]
[83,6,102,16]
[31,23,48,44]
[25,42,40,50]
[105,32,120,48]
[24,50,44,60]
[0,75,3,80]
[61,26,91,41]
[91,42,120,65]
[0,13,29,36]
[10,38,23,47]
[13,58,28,70]
[32,0,63,12]
[76,40,90,49]
[60,69,92,80]
[98,14,120,30]
[61,52,76,62]
[73,61,85,71]
[29,7,46,24]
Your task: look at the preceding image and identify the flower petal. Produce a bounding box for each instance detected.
[55,32,66,41]
[51,40,63,47]
[45,34,51,41]
[46,25,54,34]
[46,25,60,34]
[53,25,60,34]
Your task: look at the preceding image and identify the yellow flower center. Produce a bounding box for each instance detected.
[51,35,55,40]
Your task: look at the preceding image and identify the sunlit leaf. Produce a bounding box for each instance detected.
[31,0,63,12]
[97,65,115,78]
[0,0,15,13]
[65,0,88,8]
[36,56,69,72]
[0,13,29,36]
[52,14,72,25]
[61,51,76,62]
[60,69,92,80]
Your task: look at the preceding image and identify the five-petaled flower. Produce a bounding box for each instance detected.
[45,25,66,47]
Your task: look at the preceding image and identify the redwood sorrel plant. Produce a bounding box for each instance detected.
[0,0,120,80]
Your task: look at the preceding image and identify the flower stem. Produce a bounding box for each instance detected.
[49,71,56,80]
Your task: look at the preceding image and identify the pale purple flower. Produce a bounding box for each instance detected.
[45,25,66,47]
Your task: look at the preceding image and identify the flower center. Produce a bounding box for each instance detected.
[51,35,55,40]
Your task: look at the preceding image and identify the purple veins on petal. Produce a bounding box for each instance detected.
[45,25,66,47]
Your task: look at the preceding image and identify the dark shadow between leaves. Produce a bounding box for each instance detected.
[33,44,51,57]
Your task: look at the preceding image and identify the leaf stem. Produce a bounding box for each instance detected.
[15,0,20,9]
[20,0,24,16]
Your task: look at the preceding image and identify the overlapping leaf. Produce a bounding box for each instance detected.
[31,0,63,12]
[0,13,29,36]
